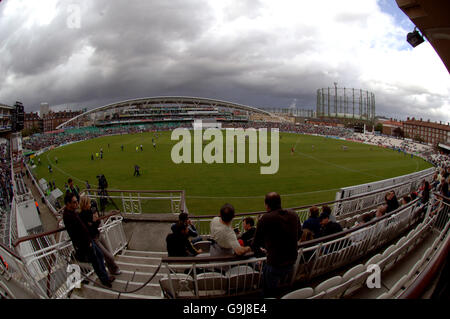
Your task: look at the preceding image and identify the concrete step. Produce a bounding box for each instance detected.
[116,260,163,272]
[122,269,167,283]
[72,285,120,299]
[122,249,167,258]
[114,279,163,297]
[115,254,161,265]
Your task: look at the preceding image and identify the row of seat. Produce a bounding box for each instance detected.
[159,265,261,298]
[377,221,447,299]
[282,217,436,299]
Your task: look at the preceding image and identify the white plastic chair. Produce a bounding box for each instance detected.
[365,253,382,267]
[314,275,342,294]
[281,287,314,299]
[389,274,408,296]
[376,291,392,299]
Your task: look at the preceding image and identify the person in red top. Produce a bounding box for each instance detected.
[34,200,41,215]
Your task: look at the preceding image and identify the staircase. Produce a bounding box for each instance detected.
[70,249,168,299]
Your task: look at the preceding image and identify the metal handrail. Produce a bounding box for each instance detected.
[12,211,121,247]
[187,175,432,220]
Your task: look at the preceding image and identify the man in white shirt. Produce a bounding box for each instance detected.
[210,204,251,257]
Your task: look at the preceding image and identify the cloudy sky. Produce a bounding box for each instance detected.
[0,0,449,122]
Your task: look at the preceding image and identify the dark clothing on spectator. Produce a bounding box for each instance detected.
[63,207,110,284]
[63,207,93,256]
[171,223,199,239]
[319,221,343,238]
[252,209,301,268]
[386,197,400,213]
[166,232,198,257]
[67,186,80,201]
[239,226,256,246]
[79,209,101,239]
[302,217,321,238]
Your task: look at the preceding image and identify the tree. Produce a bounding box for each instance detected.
[392,127,404,138]
[413,135,424,143]
[375,123,383,132]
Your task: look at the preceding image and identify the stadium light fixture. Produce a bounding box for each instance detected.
[407,27,425,48]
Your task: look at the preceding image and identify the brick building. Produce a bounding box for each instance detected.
[403,118,450,145]
[24,112,43,132]
[43,110,83,132]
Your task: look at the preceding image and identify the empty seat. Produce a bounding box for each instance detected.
[196,272,228,296]
[431,237,440,251]
[421,248,432,263]
[225,266,260,292]
[307,291,326,299]
[159,274,195,299]
[377,292,392,299]
[342,264,364,282]
[389,275,408,296]
[323,278,354,299]
[193,241,211,253]
[407,259,422,279]
[314,275,342,294]
[365,253,382,267]
[396,236,407,248]
[281,287,314,299]
[382,245,396,258]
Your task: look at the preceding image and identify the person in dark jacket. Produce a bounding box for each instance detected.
[318,212,343,238]
[238,217,256,246]
[252,192,302,298]
[171,212,199,239]
[166,222,202,257]
[302,206,321,238]
[385,191,400,213]
[79,195,121,276]
[62,192,114,287]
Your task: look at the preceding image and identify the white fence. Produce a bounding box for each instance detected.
[5,214,127,299]
[334,167,434,200]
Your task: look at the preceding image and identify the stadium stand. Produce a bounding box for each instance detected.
[1,120,449,299]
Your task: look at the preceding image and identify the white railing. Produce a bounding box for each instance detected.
[11,213,127,299]
[84,189,187,215]
[160,199,425,298]
[160,256,266,298]
[0,242,47,299]
[334,167,434,200]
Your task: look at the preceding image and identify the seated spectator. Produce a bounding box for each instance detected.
[318,212,343,238]
[166,222,202,257]
[420,180,431,205]
[375,205,387,218]
[410,191,418,201]
[300,228,314,242]
[171,212,201,244]
[401,195,412,206]
[79,196,121,276]
[385,191,399,213]
[354,213,373,227]
[237,217,256,246]
[302,206,321,238]
[62,192,115,287]
[210,204,251,257]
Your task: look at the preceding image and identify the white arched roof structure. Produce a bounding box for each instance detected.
[56,96,275,129]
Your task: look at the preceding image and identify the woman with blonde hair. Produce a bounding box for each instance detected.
[79,195,121,276]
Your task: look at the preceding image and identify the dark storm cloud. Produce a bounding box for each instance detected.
[0,0,448,121]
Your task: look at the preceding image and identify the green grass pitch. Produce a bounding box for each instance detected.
[32,131,432,215]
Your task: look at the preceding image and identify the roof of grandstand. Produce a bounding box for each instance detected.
[56,96,275,129]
